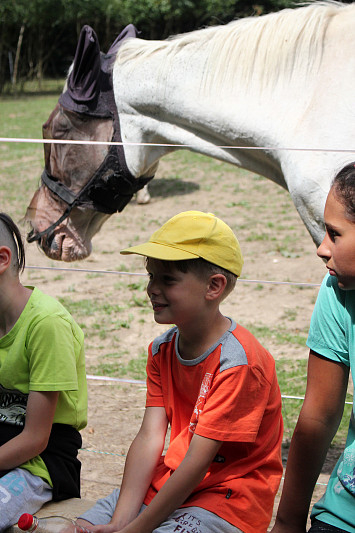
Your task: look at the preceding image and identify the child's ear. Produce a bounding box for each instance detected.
[0,246,12,274]
[206,274,227,300]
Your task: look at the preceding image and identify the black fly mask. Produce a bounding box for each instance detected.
[28,24,153,244]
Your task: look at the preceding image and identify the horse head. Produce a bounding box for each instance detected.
[26,24,152,261]
[26,103,114,261]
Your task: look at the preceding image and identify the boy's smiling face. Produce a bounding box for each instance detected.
[146,258,209,327]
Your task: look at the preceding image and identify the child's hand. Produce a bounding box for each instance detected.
[75,522,125,533]
[74,519,101,533]
[80,526,115,533]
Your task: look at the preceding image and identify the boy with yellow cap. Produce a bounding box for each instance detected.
[78,211,283,533]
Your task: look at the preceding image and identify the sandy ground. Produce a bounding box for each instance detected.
[8,152,349,529]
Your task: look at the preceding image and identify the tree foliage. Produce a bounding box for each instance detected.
[0,0,348,93]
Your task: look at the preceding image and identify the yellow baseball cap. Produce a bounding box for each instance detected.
[120,211,243,276]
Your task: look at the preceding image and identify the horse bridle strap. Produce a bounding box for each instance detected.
[27,154,153,243]
[27,203,74,244]
[41,148,153,213]
[41,170,78,206]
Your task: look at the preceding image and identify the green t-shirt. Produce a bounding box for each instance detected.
[307,274,355,533]
[0,287,87,485]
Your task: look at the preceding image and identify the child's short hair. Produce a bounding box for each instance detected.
[0,213,25,273]
[121,210,243,278]
[146,257,238,297]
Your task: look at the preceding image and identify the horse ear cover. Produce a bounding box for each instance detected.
[58,23,139,116]
[60,25,101,109]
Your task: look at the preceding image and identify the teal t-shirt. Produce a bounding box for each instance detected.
[307,273,355,533]
[0,287,88,485]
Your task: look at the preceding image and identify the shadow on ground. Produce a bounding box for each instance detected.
[147,177,200,198]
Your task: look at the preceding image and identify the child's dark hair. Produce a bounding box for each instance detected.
[146,257,237,296]
[0,213,26,273]
[332,163,355,221]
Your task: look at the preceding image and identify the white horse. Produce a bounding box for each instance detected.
[26,1,355,261]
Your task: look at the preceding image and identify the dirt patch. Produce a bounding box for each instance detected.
[17,153,337,529]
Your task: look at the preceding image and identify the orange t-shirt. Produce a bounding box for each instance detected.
[144,319,283,533]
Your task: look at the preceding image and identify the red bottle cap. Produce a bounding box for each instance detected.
[18,514,34,531]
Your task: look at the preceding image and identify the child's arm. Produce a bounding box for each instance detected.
[0,390,59,469]
[91,406,169,533]
[88,432,221,533]
[86,409,220,533]
[120,432,221,533]
[271,351,349,533]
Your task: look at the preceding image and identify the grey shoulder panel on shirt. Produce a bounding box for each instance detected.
[219,332,248,372]
[151,327,178,356]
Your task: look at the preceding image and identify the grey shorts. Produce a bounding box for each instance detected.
[79,489,243,533]
[0,467,52,530]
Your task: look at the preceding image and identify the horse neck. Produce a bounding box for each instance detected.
[116,87,287,187]
[113,42,300,187]
[113,3,355,187]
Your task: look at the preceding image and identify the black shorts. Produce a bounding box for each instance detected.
[309,519,349,533]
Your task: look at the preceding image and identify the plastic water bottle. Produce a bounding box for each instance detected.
[17,514,93,533]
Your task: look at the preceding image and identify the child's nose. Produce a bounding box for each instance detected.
[147,279,160,296]
[317,235,331,261]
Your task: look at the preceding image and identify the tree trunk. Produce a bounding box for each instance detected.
[13,23,25,86]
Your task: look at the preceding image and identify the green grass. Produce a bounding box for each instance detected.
[0,90,62,218]
[246,323,308,347]
[57,284,149,348]
[276,359,352,447]
[1,78,66,97]
[89,348,148,381]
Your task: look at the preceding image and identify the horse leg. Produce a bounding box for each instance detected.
[136,184,151,204]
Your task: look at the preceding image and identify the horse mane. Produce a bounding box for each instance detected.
[116,1,351,94]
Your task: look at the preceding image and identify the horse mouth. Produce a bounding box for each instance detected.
[40,228,92,262]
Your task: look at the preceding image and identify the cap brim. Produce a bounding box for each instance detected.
[120,241,200,261]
